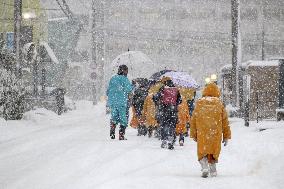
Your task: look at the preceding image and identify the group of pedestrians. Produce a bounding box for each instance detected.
[106,65,231,178]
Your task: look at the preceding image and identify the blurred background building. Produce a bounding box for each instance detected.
[19,0,284,99]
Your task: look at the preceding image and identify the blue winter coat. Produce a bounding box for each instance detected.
[107,75,133,107]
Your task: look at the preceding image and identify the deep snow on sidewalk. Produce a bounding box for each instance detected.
[0,101,284,189]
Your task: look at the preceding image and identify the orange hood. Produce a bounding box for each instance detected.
[202,83,220,98]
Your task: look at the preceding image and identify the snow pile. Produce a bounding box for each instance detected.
[22,108,59,124]
[226,104,239,117]
[0,101,284,189]
[65,96,77,111]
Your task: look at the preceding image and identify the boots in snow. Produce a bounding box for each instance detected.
[119,126,127,140]
[110,122,116,139]
[179,134,184,146]
[168,143,174,150]
[141,125,147,136]
[209,163,217,177]
[148,126,153,138]
[199,157,209,178]
[161,140,167,148]
[137,125,142,136]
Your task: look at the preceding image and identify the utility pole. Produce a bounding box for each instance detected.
[231,0,241,108]
[91,0,105,105]
[14,0,22,77]
[261,1,265,61]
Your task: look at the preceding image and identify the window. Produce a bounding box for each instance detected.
[241,8,258,21]
[264,8,281,21]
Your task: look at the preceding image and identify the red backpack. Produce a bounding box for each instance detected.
[161,87,178,105]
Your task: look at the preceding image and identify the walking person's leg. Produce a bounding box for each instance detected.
[110,106,119,139]
[167,108,178,150]
[160,122,168,148]
[118,106,128,140]
[179,133,184,146]
[199,156,209,178]
[208,154,217,177]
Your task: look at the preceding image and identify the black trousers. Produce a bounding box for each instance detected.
[160,105,178,143]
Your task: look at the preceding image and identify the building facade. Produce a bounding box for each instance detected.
[0,0,48,49]
[99,0,284,85]
[42,0,284,99]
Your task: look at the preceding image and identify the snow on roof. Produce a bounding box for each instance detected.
[269,57,284,61]
[48,17,68,22]
[220,64,232,71]
[221,60,279,72]
[40,42,59,64]
[244,60,279,67]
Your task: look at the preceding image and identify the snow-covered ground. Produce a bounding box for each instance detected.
[0,101,284,189]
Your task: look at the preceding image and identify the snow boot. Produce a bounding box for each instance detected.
[209,163,217,177]
[110,122,116,139]
[199,157,209,178]
[119,126,127,140]
[137,125,142,136]
[179,134,184,146]
[167,136,175,150]
[141,125,147,136]
[161,140,167,148]
[148,126,153,138]
[168,143,174,150]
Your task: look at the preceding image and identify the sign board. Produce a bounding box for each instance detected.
[90,72,97,80]
[6,32,14,50]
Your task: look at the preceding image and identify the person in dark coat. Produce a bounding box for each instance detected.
[132,81,149,136]
[153,78,182,150]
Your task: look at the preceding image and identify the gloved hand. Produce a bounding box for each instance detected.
[193,138,197,142]
[222,139,229,146]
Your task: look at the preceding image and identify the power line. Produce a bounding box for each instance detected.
[55,0,73,20]
[0,2,62,11]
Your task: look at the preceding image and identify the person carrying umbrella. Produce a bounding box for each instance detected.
[142,80,163,138]
[175,94,191,146]
[107,65,133,140]
[190,83,231,177]
[153,77,182,150]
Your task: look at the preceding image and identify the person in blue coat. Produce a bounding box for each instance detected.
[107,65,133,140]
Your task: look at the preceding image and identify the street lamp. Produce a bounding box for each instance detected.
[205,77,211,84]
[210,74,218,84]
[23,12,36,20]
[211,74,217,81]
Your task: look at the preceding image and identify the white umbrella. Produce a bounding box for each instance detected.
[111,51,155,79]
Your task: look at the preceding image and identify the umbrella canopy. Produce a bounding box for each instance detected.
[111,51,155,79]
[132,78,150,88]
[149,69,174,81]
[161,71,200,89]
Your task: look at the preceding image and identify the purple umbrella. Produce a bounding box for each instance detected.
[161,71,200,89]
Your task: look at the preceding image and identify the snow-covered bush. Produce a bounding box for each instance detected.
[225,104,240,117]
[0,49,25,120]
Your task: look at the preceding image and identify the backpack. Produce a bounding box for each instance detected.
[161,87,178,105]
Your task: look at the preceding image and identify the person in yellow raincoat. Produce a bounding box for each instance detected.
[142,81,164,137]
[175,96,190,146]
[178,87,196,136]
[190,83,231,178]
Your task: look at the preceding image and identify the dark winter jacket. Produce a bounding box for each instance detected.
[132,86,148,117]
